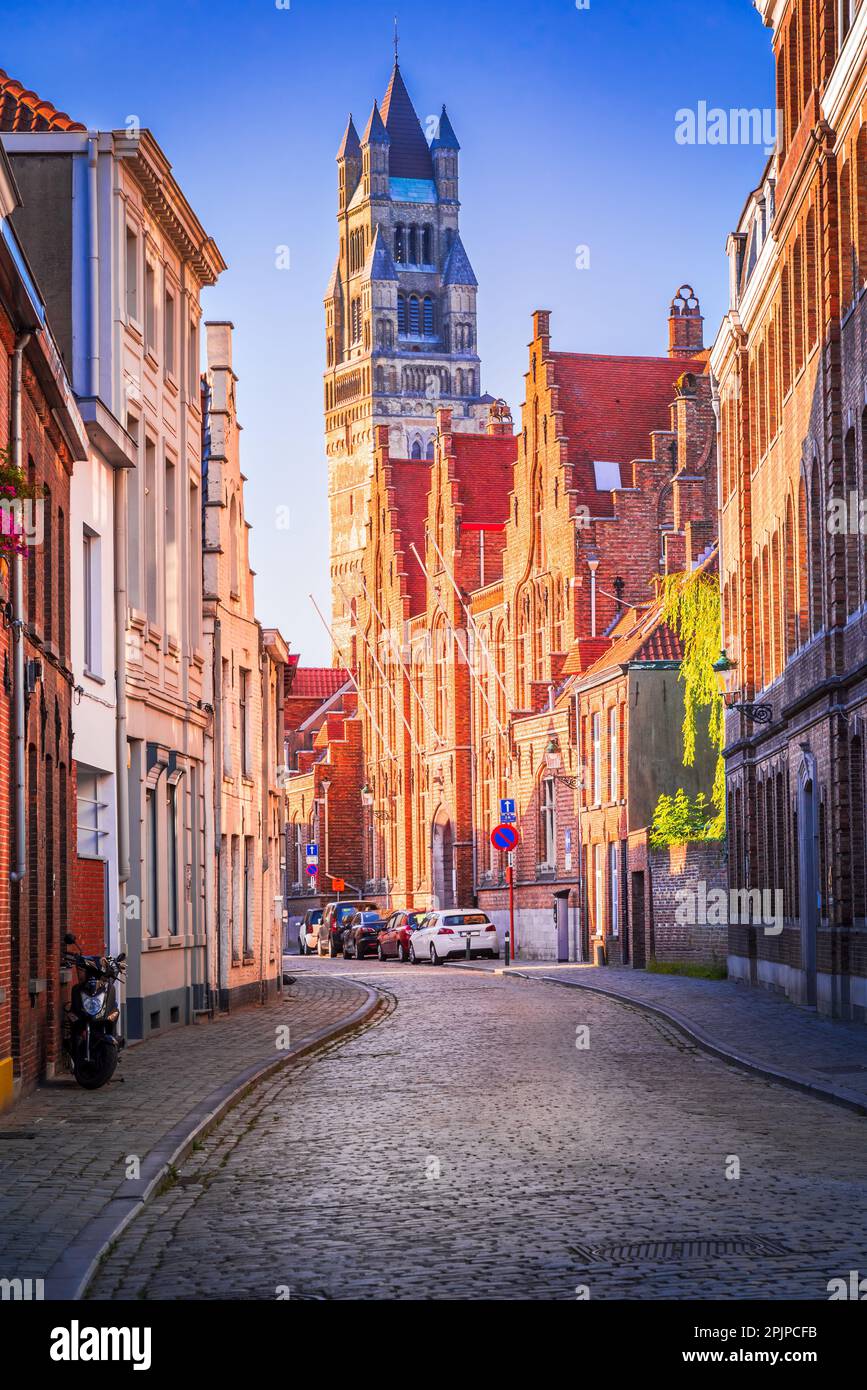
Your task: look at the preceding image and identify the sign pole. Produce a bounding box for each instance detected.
[508,858,515,964]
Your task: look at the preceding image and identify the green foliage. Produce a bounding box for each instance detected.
[647,958,727,980]
[651,569,726,839]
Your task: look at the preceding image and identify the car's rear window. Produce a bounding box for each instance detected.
[308,911,323,923]
[359,914,384,925]
[442,913,490,926]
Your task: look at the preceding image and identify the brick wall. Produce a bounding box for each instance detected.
[647,841,728,967]
[71,856,107,957]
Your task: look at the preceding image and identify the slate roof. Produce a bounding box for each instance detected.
[365,225,398,281]
[361,100,389,146]
[380,63,434,179]
[336,114,361,160]
[0,69,85,132]
[443,233,477,287]
[430,105,460,151]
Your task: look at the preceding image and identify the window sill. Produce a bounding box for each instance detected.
[83,667,106,685]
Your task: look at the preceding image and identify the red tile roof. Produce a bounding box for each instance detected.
[391,458,432,613]
[0,69,85,132]
[288,667,348,699]
[552,352,707,514]
[580,605,682,680]
[453,432,516,525]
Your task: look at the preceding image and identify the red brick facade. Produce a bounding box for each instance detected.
[713,0,867,1019]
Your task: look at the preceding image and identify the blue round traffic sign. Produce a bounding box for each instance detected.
[306,864,318,877]
[490,822,519,852]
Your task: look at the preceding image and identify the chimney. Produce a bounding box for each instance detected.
[668,285,704,359]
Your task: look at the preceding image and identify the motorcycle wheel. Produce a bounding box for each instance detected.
[73,1040,118,1090]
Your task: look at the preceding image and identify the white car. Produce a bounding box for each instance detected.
[409,909,499,965]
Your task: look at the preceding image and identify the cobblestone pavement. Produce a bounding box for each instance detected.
[88,958,867,1301]
[0,976,371,1287]
[467,962,867,1109]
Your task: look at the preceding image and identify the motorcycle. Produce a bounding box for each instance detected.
[62,933,127,1090]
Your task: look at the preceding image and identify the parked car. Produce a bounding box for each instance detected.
[409,909,499,965]
[342,911,388,961]
[297,908,323,956]
[318,900,378,957]
[377,909,427,962]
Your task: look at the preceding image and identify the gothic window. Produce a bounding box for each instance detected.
[408,296,420,335]
[425,438,435,461]
[809,457,824,635]
[397,295,406,334]
[495,622,506,724]
[455,369,464,396]
[410,227,420,264]
[434,620,448,735]
[375,366,385,392]
[423,296,434,335]
[411,437,423,460]
[394,226,406,264]
[422,225,432,263]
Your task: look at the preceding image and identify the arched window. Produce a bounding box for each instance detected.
[434,620,449,735]
[455,369,464,396]
[408,296,420,335]
[784,496,797,660]
[422,226,432,263]
[411,437,423,460]
[397,295,406,334]
[792,235,804,374]
[375,366,385,392]
[495,622,506,724]
[806,207,818,348]
[845,426,859,615]
[425,438,435,461]
[839,158,854,307]
[423,296,434,335]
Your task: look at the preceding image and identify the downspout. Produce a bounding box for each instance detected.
[87,137,100,399]
[114,470,130,890]
[9,333,31,884]
[258,639,268,1004]
[213,617,223,1006]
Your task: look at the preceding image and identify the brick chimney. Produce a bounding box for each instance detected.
[668,284,704,358]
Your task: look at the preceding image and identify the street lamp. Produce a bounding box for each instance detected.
[712,650,772,724]
[544,736,583,789]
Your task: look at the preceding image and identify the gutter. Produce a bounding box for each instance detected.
[9,332,31,884]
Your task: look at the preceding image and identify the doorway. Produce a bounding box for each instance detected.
[797,762,819,1008]
[432,809,455,909]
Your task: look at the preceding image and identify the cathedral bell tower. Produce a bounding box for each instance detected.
[324,58,490,660]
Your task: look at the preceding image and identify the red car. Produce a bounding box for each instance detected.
[377,909,428,962]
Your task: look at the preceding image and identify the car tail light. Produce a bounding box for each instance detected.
[484,924,497,932]
[437,927,454,935]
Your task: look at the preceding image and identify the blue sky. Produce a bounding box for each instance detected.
[4,0,774,662]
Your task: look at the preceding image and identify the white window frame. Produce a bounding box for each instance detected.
[609,705,619,803]
[592,712,601,805]
[609,841,619,937]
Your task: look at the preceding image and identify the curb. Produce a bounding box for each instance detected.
[46,979,383,1301]
[499,969,867,1119]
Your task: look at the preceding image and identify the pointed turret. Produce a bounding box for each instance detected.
[431,102,459,203]
[365,225,398,282]
[360,100,390,201]
[380,62,434,179]
[443,233,477,287]
[430,105,460,151]
[336,114,362,213]
[361,99,389,146]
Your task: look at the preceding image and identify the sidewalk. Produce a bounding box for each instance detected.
[456,959,867,1114]
[0,974,380,1299]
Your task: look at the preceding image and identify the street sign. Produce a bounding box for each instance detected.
[491,822,519,852]
[332,878,345,891]
[499,798,516,824]
[306,864,318,877]
[305,842,318,863]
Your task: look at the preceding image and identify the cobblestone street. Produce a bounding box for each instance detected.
[87,961,867,1301]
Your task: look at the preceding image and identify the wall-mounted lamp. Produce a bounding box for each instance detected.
[712,650,772,724]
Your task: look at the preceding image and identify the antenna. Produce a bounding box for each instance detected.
[393,15,399,64]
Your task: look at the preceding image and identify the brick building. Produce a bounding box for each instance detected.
[201,323,289,1010]
[0,137,88,1106]
[712,0,867,1019]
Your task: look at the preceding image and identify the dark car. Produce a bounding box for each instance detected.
[377,909,427,962]
[317,900,378,957]
[298,908,323,955]
[342,911,388,961]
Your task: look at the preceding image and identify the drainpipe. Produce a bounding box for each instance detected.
[259,640,268,1003]
[10,333,31,884]
[87,136,100,398]
[114,469,130,917]
[213,618,223,1005]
